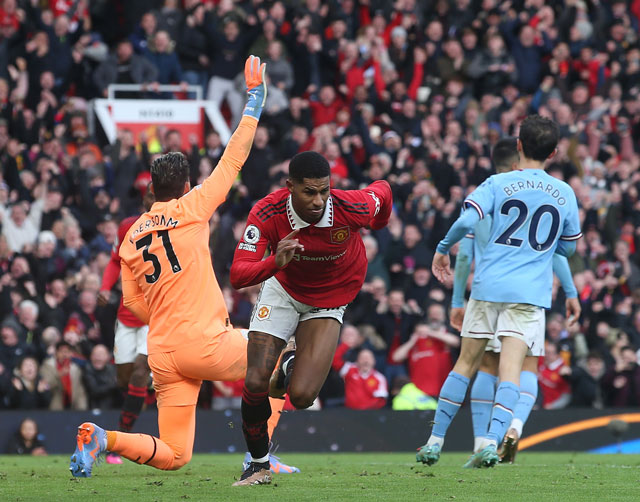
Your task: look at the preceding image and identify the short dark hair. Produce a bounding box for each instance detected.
[519,115,559,162]
[288,151,330,183]
[491,137,519,173]
[56,341,72,351]
[151,152,190,201]
[18,355,37,368]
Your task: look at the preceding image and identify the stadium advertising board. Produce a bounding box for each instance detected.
[104,100,203,151]
[2,408,639,454]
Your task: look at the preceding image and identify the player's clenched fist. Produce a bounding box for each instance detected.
[275,229,305,269]
[243,55,267,119]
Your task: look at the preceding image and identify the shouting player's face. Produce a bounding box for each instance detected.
[288,176,330,224]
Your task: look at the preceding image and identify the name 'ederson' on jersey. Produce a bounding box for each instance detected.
[463,169,582,309]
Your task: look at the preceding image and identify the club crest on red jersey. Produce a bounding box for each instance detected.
[330,226,350,243]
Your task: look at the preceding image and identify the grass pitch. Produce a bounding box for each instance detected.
[0,452,638,501]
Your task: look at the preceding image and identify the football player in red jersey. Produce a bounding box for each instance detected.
[230,151,392,481]
[98,190,155,463]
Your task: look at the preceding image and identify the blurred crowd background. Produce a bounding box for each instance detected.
[0,0,639,438]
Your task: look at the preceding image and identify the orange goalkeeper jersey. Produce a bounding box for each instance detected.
[119,116,257,355]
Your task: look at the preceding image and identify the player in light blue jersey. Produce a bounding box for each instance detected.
[416,115,582,468]
[450,138,580,463]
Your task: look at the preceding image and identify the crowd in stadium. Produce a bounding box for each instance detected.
[0,0,639,416]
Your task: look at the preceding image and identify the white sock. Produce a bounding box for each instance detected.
[426,436,444,449]
[251,454,269,464]
[510,418,524,437]
[473,436,486,453]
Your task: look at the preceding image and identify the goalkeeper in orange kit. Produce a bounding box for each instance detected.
[69,56,289,483]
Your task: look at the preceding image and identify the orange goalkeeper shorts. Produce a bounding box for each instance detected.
[148,328,248,408]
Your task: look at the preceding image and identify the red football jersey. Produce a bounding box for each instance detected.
[408,337,452,397]
[538,357,571,408]
[100,216,146,328]
[340,363,388,410]
[230,181,392,307]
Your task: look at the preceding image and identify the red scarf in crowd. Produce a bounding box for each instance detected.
[57,359,72,408]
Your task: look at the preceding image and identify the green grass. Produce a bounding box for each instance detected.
[0,452,639,501]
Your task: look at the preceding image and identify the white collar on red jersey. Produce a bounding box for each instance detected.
[287,194,334,229]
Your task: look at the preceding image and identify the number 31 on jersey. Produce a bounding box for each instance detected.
[135,230,182,283]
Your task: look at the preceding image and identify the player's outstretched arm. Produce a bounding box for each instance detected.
[182,56,267,220]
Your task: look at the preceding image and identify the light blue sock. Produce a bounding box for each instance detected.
[511,370,538,436]
[470,371,498,444]
[487,381,520,445]
[431,371,470,440]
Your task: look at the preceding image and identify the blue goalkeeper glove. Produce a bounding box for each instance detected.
[243,55,267,120]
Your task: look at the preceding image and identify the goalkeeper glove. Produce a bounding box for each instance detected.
[243,55,267,120]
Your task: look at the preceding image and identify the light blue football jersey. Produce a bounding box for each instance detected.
[469,215,492,260]
[464,169,581,308]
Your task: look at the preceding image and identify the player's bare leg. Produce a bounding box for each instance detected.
[497,337,528,388]
[116,363,134,390]
[236,332,285,486]
[478,352,499,375]
[452,337,492,379]
[286,318,341,410]
[418,337,488,465]
[239,317,340,478]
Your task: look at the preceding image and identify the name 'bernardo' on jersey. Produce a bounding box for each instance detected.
[129,214,180,242]
[503,179,567,205]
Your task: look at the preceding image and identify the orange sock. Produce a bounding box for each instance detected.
[110,431,177,470]
[267,397,285,440]
[109,405,196,471]
[106,431,117,451]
